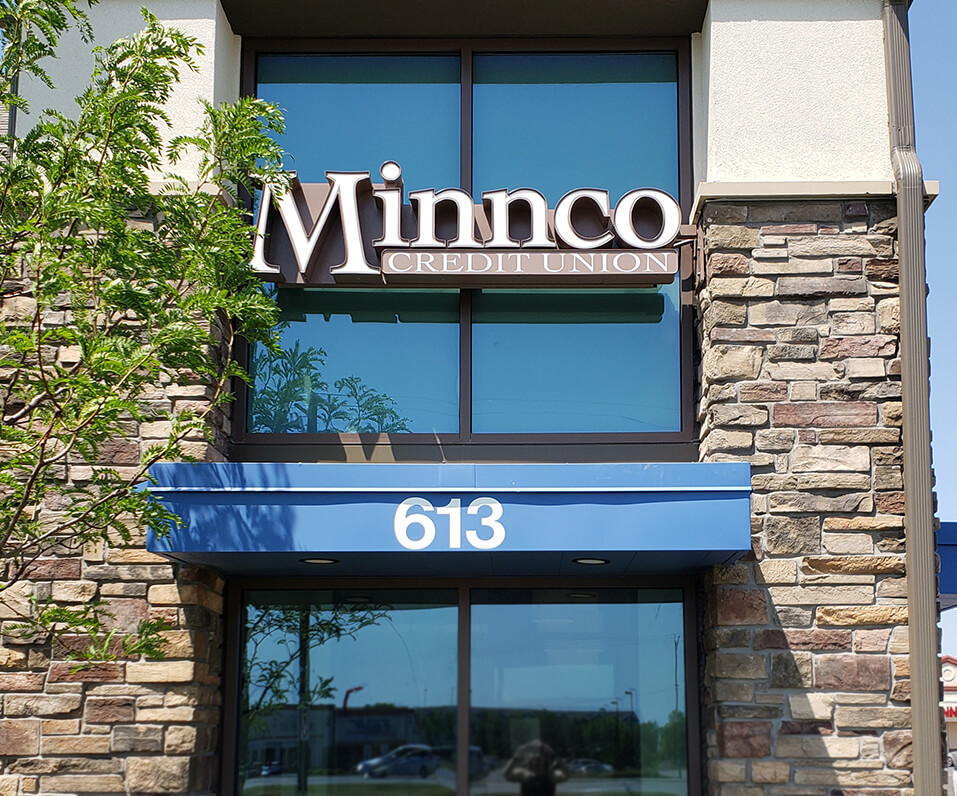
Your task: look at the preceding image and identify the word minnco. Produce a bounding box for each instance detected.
[251,161,686,287]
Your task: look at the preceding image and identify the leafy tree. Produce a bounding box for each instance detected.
[0,2,287,652]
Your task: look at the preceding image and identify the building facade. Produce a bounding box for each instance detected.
[1,1,942,795]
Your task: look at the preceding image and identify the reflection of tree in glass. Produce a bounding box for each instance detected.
[241,601,389,730]
[248,336,409,433]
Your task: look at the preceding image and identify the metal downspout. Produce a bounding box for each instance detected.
[882,1,941,792]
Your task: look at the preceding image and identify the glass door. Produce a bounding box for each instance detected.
[236,586,689,796]
[469,588,687,796]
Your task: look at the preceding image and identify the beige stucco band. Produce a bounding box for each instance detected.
[691,179,939,221]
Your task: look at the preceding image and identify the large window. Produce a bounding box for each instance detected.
[245,46,690,446]
[234,586,692,796]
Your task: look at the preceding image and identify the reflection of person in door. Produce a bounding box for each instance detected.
[504,740,569,796]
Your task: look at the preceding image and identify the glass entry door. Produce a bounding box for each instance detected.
[236,586,689,796]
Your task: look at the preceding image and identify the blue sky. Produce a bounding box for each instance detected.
[910,0,957,651]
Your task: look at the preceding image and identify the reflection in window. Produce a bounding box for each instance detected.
[473,53,679,203]
[470,589,687,796]
[248,290,459,434]
[471,289,681,433]
[256,55,460,189]
[240,590,458,796]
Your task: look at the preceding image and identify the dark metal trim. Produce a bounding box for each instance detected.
[882,0,941,788]
[219,581,244,796]
[456,585,471,796]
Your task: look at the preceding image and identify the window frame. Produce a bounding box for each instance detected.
[233,38,696,461]
[220,575,703,796]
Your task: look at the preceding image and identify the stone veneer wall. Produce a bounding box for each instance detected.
[697,199,919,792]
[0,374,229,796]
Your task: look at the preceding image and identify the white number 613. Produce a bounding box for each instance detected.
[394,497,506,551]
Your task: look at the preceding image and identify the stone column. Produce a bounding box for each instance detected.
[697,200,913,791]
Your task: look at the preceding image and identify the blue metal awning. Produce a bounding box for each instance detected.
[940,521,957,610]
[146,462,752,578]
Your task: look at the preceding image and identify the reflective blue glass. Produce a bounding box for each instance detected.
[257,55,460,189]
[473,53,679,203]
[248,290,459,434]
[470,588,688,795]
[471,287,681,434]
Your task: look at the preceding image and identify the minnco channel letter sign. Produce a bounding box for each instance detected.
[251,161,685,287]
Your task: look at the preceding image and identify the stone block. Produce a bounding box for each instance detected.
[755,559,797,584]
[777,276,868,299]
[710,405,769,427]
[768,344,816,361]
[834,706,911,730]
[701,430,753,456]
[767,491,872,514]
[783,630,852,650]
[802,556,903,576]
[164,725,198,755]
[791,445,870,472]
[126,661,196,683]
[712,653,767,680]
[50,581,98,604]
[740,382,788,402]
[770,651,812,688]
[84,697,134,724]
[877,576,907,598]
[21,559,82,580]
[710,277,775,299]
[41,719,80,736]
[709,761,746,783]
[705,300,748,328]
[775,735,859,759]
[877,297,900,334]
[845,358,887,379]
[755,429,795,452]
[717,721,772,758]
[875,491,905,514]
[865,257,900,283]
[40,776,126,793]
[789,693,836,720]
[709,252,750,276]
[789,381,817,400]
[823,515,902,531]
[111,725,163,753]
[813,654,891,691]
[48,663,123,683]
[823,532,874,555]
[752,761,790,784]
[4,694,81,716]
[763,362,843,381]
[716,588,769,625]
[830,312,876,335]
[703,204,748,224]
[765,516,820,555]
[787,236,889,258]
[771,402,877,427]
[147,584,223,614]
[0,673,44,691]
[794,473,870,491]
[748,300,827,327]
[766,585,873,605]
[818,428,900,445]
[127,756,190,793]
[706,225,760,251]
[41,735,111,755]
[714,682,754,703]
[819,335,896,360]
[0,720,40,755]
[853,629,892,653]
[817,606,907,627]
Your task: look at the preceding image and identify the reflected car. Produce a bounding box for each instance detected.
[356,745,439,778]
[260,762,281,777]
[568,758,614,776]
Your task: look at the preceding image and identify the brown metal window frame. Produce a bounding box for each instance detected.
[221,575,703,796]
[232,38,697,463]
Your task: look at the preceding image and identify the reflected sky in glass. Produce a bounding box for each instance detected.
[472,287,681,433]
[473,53,679,203]
[240,591,458,795]
[257,55,460,190]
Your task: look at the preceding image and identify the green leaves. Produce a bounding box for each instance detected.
[0,9,287,658]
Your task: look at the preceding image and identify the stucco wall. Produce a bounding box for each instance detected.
[16,0,241,179]
[692,0,894,187]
